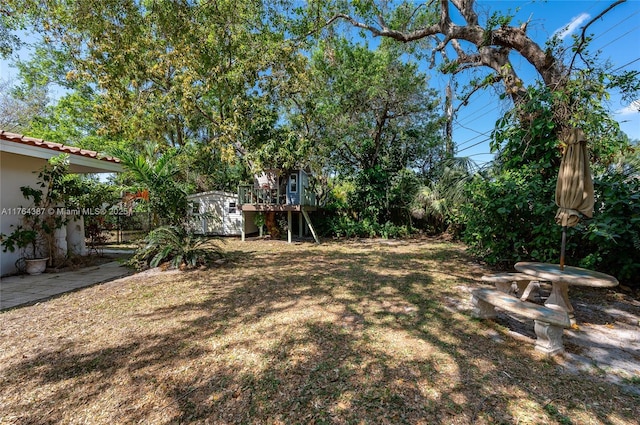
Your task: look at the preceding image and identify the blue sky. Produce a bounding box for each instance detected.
[1,0,638,168]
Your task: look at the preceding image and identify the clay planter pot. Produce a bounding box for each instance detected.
[25,258,48,275]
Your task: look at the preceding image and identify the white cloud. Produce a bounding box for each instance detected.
[553,13,590,40]
[615,100,640,116]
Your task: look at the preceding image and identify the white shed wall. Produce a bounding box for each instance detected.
[0,153,48,275]
[188,191,257,236]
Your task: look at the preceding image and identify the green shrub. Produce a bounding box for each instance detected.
[463,166,639,287]
[462,166,558,268]
[578,172,640,284]
[130,225,223,270]
[327,216,411,239]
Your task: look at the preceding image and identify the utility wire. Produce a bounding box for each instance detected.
[456,132,489,148]
[596,24,640,50]
[454,120,493,138]
[590,9,640,43]
[457,138,491,153]
[456,104,501,127]
[611,57,640,73]
[466,152,493,157]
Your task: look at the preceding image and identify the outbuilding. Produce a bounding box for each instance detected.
[187,190,258,236]
[238,169,319,243]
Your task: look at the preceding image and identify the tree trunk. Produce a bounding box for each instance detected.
[265,212,280,239]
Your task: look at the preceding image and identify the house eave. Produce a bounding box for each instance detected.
[0,139,123,173]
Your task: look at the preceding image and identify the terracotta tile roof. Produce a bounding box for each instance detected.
[0,130,121,163]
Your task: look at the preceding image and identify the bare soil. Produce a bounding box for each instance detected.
[0,238,638,424]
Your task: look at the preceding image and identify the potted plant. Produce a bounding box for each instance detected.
[0,223,48,275]
[0,155,70,274]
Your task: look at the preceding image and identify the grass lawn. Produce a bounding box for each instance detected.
[0,238,638,424]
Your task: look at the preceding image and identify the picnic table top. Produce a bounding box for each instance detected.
[514,262,618,288]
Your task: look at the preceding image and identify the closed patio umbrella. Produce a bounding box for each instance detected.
[555,128,594,270]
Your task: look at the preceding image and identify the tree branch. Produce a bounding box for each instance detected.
[338,140,363,168]
[450,0,478,26]
[370,103,390,169]
[327,0,624,129]
[453,74,502,114]
[332,13,443,42]
[568,0,627,72]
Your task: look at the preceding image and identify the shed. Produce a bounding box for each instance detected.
[187,190,258,236]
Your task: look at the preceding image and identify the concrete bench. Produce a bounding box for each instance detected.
[481,272,542,301]
[471,288,571,356]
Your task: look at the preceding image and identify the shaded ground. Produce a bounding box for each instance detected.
[451,282,640,394]
[0,238,638,424]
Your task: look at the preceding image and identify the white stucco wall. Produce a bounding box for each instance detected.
[66,216,87,256]
[1,152,94,275]
[0,152,49,275]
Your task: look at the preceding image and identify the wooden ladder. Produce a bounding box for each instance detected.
[301,207,320,244]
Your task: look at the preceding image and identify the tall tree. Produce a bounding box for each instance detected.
[5,0,303,156]
[305,38,444,222]
[305,0,638,154]
[311,38,443,174]
[0,78,48,132]
[0,3,23,58]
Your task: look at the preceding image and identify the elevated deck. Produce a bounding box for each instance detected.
[239,204,317,212]
[238,184,317,210]
[237,184,320,243]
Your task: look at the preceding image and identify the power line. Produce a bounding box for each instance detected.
[454,120,493,138]
[456,103,501,127]
[457,138,491,153]
[590,9,640,43]
[611,57,640,73]
[456,132,488,148]
[596,24,640,51]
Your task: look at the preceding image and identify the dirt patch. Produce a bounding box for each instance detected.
[46,253,125,273]
[558,288,640,392]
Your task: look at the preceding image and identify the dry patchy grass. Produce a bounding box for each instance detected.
[0,238,638,424]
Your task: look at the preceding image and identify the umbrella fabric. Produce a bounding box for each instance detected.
[555,128,594,227]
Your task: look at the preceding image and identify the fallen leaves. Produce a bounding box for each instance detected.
[0,238,638,424]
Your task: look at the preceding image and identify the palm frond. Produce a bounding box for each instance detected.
[132,225,223,270]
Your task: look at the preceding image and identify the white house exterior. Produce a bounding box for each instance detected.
[0,130,122,276]
[187,190,258,236]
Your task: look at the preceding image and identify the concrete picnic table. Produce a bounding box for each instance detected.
[480,272,543,300]
[514,262,619,323]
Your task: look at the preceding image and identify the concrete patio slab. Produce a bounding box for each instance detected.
[0,261,133,310]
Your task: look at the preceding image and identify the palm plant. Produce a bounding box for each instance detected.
[411,157,475,234]
[111,143,188,226]
[134,225,223,270]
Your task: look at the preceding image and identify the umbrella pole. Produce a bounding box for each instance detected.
[560,226,567,271]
